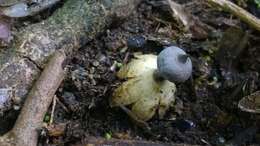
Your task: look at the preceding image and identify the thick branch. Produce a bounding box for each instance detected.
[0,0,141,113]
[207,0,260,31]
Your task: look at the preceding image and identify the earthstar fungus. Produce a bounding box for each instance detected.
[110,46,192,122]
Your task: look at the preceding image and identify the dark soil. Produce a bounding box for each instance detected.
[40,0,260,145]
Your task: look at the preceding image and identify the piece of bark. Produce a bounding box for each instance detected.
[207,0,260,32]
[73,137,199,146]
[46,123,66,137]
[0,0,141,113]
[167,0,209,39]
[0,50,66,146]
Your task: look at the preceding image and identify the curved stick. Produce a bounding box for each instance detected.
[0,50,66,146]
[207,0,260,31]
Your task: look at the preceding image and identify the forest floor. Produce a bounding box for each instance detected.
[35,0,260,145]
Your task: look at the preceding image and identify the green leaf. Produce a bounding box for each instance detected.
[105,132,112,140]
[254,0,260,8]
[44,114,50,122]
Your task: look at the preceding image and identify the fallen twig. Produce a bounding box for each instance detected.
[0,50,66,146]
[207,0,260,31]
[50,95,57,124]
[167,0,209,39]
[56,96,69,113]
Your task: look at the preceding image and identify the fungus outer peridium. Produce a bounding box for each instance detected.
[111,46,192,123]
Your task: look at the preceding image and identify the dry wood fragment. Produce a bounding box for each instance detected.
[207,0,260,31]
[167,0,209,39]
[45,123,66,137]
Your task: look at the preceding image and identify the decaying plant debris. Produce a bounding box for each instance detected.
[166,0,210,39]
